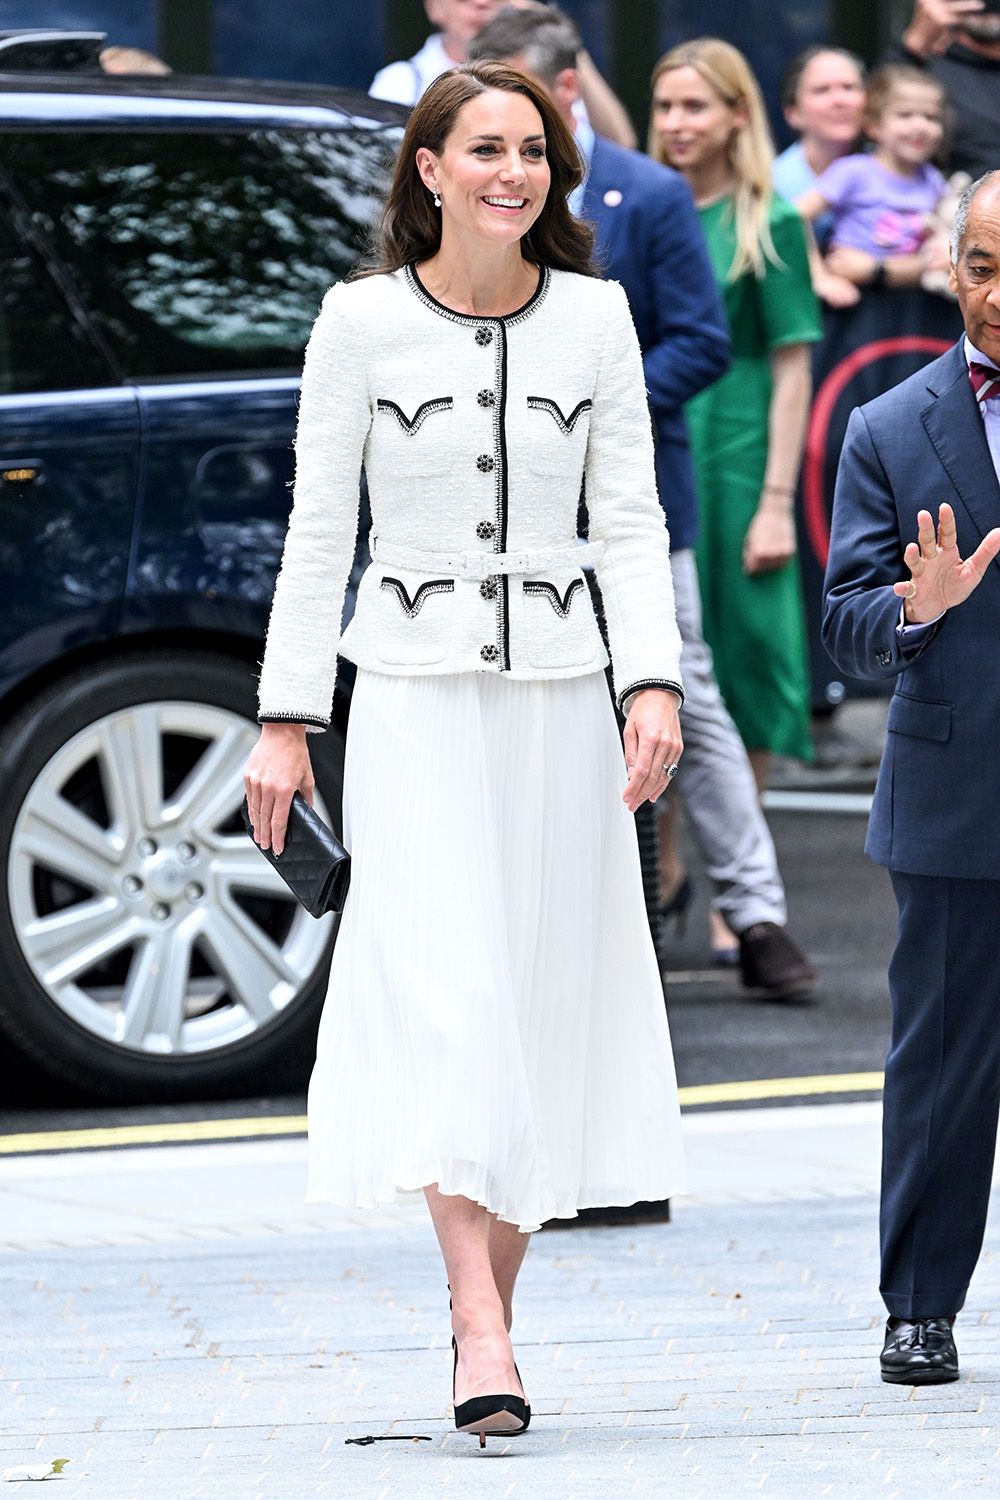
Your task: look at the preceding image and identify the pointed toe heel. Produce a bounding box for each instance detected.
[452,1338,530,1447]
[454,1392,530,1446]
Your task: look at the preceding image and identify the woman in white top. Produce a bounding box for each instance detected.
[246,60,685,1446]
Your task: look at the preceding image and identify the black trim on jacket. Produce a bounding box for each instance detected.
[376,397,453,433]
[616,678,685,713]
[523,579,585,617]
[380,576,455,617]
[526,396,593,434]
[258,713,329,729]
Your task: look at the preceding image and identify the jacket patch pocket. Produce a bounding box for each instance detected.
[376,574,454,666]
[523,579,584,617]
[887,693,952,743]
[375,396,453,476]
[527,396,592,476]
[520,574,603,670]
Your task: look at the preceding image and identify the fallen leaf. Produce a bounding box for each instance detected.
[2,1459,69,1481]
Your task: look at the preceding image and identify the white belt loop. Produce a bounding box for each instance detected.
[371,537,604,578]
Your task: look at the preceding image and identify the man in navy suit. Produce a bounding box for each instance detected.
[824,171,1000,1385]
[471,6,818,997]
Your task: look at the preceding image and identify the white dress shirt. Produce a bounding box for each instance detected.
[964,334,1000,460]
[369,33,453,106]
[567,115,595,218]
[370,34,596,126]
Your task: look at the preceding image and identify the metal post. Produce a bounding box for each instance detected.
[830,0,883,62]
[606,0,660,147]
[384,0,428,66]
[158,0,213,74]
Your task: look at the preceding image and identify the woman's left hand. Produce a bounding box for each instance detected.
[743,507,797,575]
[623,689,683,812]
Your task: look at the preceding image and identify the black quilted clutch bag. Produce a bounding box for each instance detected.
[241,792,351,918]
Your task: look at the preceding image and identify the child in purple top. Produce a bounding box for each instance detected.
[796,65,947,277]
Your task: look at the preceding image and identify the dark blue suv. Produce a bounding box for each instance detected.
[0,68,403,1101]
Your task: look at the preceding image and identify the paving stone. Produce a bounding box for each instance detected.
[5,1140,1000,1497]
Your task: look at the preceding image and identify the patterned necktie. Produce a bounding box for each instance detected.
[969,360,1000,402]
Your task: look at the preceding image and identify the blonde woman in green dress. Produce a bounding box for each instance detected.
[650,38,821,792]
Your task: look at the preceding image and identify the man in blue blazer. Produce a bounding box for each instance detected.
[824,170,1000,1386]
[471,6,818,997]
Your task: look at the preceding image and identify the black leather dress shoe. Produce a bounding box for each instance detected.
[880,1317,959,1384]
[738,922,818,1000]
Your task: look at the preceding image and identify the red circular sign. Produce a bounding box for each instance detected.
[802,335,952,569]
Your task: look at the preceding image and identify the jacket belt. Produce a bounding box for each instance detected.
[371,537,604,582]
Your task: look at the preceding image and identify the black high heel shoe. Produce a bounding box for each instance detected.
[452,1337,530,1449]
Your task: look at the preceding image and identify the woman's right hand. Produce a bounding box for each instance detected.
[244,722,315,856]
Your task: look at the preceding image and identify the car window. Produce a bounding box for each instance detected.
[0,206,110,394]
[1,127,394,380]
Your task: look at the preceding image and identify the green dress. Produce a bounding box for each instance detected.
[685,193,821,760]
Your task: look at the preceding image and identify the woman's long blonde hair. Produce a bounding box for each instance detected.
[649,38,779,280]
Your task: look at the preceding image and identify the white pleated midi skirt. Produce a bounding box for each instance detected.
[305,668,686,1232]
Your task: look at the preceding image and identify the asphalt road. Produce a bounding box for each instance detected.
[665,806,896,1091]
[0,804,896,1136]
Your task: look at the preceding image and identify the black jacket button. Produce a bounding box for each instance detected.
[477,454,495,473]
[475,327,493,346]
[476,520,496,540]
[477,389,496,407]
[480,644,500,663]
[480,577,498,600]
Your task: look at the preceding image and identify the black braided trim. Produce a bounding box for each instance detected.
[258,713,329,728]
[615,678,685,713]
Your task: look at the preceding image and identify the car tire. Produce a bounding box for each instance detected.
[0,650,344,1103]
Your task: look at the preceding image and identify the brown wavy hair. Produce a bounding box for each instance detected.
[354,60,596,279]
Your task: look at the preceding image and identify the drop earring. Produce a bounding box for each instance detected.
[433,188,441,208]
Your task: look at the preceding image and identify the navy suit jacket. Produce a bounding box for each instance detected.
[581,136,730,551]
[823,339,1000,878]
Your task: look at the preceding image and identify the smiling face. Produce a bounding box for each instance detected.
[785,51,865,149]
[868,82,944,169]
[651,65,746,175]
[415,88,550,249]
[951,183,1000,365]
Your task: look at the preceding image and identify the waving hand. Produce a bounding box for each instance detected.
[895,504,1000,623]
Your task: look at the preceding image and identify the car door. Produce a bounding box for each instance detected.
[1,122,392,643]
[0,190,139,698]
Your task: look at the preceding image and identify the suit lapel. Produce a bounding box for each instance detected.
[921,347,1000,550]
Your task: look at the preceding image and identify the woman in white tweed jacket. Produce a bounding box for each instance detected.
[246,61,686,1444]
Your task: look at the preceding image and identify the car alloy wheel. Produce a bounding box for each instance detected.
[8,698,333,1059]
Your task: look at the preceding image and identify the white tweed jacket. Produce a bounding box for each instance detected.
[257,263,683,727]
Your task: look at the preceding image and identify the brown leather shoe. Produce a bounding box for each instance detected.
[738,922,818,1000]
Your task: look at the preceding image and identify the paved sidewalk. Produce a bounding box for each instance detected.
[3,1105,999,1499]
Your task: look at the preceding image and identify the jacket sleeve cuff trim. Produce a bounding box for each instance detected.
[258,713,329,729]
[616,679,685,712]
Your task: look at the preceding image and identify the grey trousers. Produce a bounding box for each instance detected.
[667,548,786,932]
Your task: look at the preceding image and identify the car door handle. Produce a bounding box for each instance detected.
[0,459,43,485]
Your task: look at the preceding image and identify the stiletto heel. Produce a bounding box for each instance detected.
[452,1335,530,1446]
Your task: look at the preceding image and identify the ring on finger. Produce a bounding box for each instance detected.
[663,763,679,780]
[905,580,917,600]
